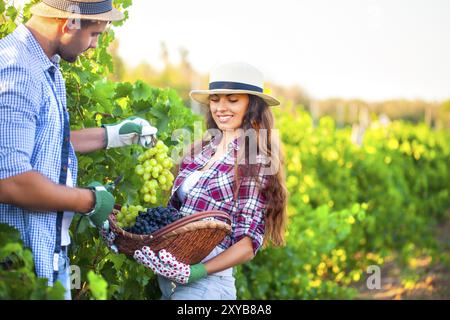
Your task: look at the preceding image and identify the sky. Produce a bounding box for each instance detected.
[14,0,450,102]
[112,0,450,102]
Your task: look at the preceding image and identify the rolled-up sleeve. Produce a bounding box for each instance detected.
[0,65,40,180]
[234,173,268,255]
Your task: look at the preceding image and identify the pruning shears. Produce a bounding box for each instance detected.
[74,175,123,241]
[141,126,158,149]
[105,175,123,192]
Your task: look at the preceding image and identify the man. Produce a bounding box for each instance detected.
[0,0,157,299]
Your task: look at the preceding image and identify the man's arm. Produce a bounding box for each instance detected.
[71,128,106,154]
[0,170,95,213]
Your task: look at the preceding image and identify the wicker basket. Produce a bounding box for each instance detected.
[108,207,232,265]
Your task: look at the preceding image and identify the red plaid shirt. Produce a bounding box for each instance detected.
[167,136,268,254]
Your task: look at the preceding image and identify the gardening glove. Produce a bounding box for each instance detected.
[133,247,207,284]
[83,181,115,229]
[102,116,157,149]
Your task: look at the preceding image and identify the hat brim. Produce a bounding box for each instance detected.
[30,2,124,22]
[190,89,280,107]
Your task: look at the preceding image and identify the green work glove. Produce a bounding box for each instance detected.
[133,247,208,284]
[84,181,115,229]
[102,116,157,149]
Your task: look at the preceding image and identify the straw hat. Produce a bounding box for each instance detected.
[31,0,124,22]
[190,61,280,107]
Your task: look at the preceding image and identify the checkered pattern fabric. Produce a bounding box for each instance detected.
[0,25,78,284]
[168,136,268,254]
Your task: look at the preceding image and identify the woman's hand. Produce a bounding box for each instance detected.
[133,247,207,284]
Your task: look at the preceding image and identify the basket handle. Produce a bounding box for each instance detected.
[150,210,231,238]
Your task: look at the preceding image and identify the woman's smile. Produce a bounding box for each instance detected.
[216,114,234,123]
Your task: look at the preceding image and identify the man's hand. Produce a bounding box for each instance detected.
[133,247,207,284]
[83,181,115,228]
[102,116,157,149]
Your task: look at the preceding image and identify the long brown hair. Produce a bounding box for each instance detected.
[203,95,288,248]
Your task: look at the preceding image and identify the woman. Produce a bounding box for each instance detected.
[133,61,288,300]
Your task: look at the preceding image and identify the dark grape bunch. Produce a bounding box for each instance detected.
[125,206,183,235]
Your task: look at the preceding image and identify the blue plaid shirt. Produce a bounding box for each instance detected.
[0,25,78,285]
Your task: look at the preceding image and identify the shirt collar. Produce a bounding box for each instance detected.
[14,24,62,73]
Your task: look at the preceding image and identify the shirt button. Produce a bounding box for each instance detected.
[62,166,67,171]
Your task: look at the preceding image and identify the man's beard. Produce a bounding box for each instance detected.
[60,52,78,63]
[63,55,78,63]
[56,47,79,63]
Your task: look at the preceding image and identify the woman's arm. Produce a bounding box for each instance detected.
[71,128,106,154]
[203,236,255,274]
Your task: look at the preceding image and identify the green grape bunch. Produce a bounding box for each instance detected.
[135,140,175,204]
[116,205,145,229]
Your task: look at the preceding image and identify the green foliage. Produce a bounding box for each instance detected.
[312,98,444,126]
[0,224,65,299]
[235,107,449,299]
[87,270,108,300]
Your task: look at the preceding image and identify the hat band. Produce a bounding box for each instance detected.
[43,0,112,15]
[209,81,263,93]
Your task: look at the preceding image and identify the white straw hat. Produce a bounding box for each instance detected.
[190,62,280,107]
[30,0,124,22]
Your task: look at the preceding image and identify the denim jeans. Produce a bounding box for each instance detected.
[55,246,72,300]
[157,274,237,300]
